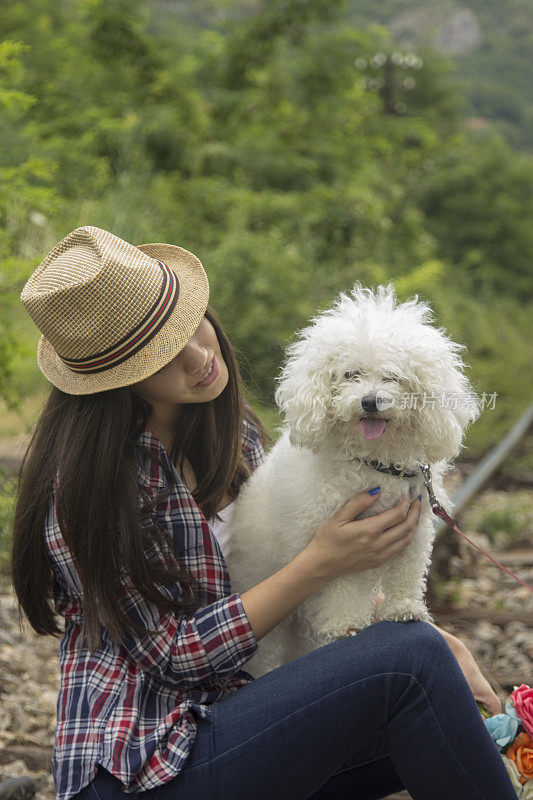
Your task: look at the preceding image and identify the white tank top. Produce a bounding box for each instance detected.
[207,500,235,560]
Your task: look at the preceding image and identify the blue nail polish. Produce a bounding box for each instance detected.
[418,495,422,501]
[368,486,381,496]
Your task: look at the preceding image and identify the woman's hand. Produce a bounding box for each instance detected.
[428,623,503,716]
[241,490,420,642]
[305,489,421,581]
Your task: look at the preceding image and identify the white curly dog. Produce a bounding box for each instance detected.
[226,284,480,677]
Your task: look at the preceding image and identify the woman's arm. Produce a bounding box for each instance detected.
[240,546,330,641]
[427,621,502,715]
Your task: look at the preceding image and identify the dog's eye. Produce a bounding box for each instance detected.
[382,374,399,383]
[344,370,361,381]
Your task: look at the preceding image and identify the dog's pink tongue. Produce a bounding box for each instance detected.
[359,418,387,440]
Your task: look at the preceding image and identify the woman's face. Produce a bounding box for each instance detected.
[133,316,229,409]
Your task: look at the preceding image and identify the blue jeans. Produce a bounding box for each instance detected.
[78,621,517,800]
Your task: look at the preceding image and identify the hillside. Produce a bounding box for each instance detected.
[151,0,533,151]
[346,0,533,151]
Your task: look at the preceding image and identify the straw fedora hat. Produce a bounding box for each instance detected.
[20,226,209,395]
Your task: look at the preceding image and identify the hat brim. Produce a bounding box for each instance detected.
[37,242,209,395]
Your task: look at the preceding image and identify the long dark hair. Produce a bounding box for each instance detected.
[11,305,267,650]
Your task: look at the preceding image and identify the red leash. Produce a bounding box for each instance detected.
[422,465,533,593]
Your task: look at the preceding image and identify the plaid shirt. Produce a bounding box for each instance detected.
[45,417,265,800]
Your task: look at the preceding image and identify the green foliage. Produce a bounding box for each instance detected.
[0,260,27,406]
[415,134,533,299]
[431,575,462,606]
[0,27,59,403]
[0,0,531,461]
[344,0,533,152]
[0,469,16,574]
[479,508,523,542]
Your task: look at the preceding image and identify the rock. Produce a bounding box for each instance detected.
[391,5,481,56]
[0,761,54,800]
[475,621,500,643]
[0,762,28,779]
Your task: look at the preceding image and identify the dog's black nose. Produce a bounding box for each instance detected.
[361,395,378,414]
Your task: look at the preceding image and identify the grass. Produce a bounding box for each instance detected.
[463,489,533,549]
[0,469,16,574]
[492,598,507,612]
[434,576,463,605]
[479,507,525,542]
[0,390,48,442]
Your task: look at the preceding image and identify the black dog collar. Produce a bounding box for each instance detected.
[355,458,422,479]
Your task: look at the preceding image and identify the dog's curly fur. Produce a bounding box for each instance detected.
[225,284,480,677]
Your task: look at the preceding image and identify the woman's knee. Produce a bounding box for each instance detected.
[300,620,454,692]
[353,619,454,674]
[370,619,445,643]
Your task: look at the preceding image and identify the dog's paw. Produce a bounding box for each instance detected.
[379,599,432,624]
[318,615,373,640]
[337,625,363,639]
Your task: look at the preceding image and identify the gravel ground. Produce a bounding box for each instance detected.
[0,484,531,800]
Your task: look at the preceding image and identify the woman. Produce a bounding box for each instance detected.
[12,226,516,800]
